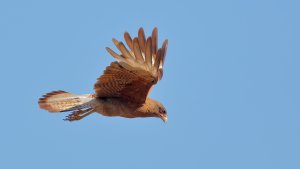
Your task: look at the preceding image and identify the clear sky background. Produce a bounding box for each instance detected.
[1,0,300,169]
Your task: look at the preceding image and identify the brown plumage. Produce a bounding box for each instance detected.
[38,27,168,122]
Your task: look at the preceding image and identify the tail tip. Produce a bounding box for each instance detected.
[38,90,68,112]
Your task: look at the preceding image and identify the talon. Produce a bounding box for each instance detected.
[63,108,94,122]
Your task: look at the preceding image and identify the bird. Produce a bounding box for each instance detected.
[38,27,168,123]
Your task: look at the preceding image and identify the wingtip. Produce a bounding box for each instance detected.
[161,39,168,55]
[105,47,125,61]
[163,39,168,46]
[112,38,119,46]
[152,27,158,33]
[138,27,144,32]
[124,32,133,50]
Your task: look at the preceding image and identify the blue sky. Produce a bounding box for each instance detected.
[1,0,300,169]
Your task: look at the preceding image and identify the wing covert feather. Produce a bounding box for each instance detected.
[94,62,155,104]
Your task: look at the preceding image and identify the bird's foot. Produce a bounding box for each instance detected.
[64,108,94,122]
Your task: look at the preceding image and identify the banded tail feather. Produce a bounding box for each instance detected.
[38,90,94,112]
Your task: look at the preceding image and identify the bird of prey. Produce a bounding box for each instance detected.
[38,27,168,123]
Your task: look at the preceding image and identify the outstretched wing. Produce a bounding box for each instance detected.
[94,27,168,105]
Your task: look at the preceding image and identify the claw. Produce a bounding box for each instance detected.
[63,108,94,122]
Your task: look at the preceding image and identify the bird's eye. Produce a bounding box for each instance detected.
[158,107,166,114]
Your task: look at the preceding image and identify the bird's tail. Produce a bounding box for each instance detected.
[38,90,95,112]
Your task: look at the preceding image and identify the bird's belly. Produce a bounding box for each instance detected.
[92,98,136,117]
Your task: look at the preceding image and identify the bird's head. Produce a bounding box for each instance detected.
[154,101,168,123]
[144,98,168,123]
[158,105,168,123]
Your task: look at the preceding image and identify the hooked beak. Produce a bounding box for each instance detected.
[161,115,168,123]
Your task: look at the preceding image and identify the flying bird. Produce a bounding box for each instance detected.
[38,27,168,122]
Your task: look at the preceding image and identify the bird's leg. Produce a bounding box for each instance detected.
[64,108,94,122]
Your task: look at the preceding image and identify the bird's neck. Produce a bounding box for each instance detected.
[134,98,159,117]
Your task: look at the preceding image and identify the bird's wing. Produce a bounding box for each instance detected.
[94,27,168,105]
